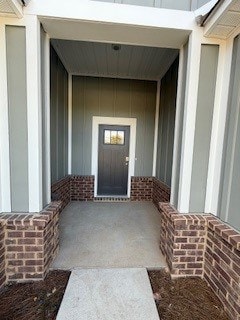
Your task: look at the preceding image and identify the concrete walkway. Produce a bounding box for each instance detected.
[57,268,160,320]
[51,202,166,269]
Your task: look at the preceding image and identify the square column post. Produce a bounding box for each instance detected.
[0,23,11,212]
[26,16,43,212]
[177,31,202,213]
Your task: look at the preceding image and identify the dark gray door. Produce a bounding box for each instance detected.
[98,125,130,196]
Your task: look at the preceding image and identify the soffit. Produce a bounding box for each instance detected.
[51,39,178,81]
[204,0,240,39]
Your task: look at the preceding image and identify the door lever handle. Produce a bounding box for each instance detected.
[125,156,129,162]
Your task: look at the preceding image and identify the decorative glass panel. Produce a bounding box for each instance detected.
[110,131,117,144]
[117,131,124,145]
[104,130,125,145]
[104,130,111,144]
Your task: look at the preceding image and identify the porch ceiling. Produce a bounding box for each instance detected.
[51,39,178,81]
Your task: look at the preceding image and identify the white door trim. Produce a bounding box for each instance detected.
[92,116,137,198]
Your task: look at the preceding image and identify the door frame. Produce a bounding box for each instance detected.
[92,116,137,198]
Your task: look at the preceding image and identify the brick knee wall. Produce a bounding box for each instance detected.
[152,178,170,206]
[51,175,170,203]
[160,203,207,277]
[0,201,61,285]
[0,222,6,287]
[130,177,153,201]
[159,202,240,320]
[70,175,94,201]
[51,176,71,209]
[204,219,240,320]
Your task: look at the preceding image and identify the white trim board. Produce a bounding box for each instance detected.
[91,116,137,198]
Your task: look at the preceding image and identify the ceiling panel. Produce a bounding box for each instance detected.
[51,39,178,81]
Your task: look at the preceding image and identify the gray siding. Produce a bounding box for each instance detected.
[172,42,188,207]
[156,58,178,187]
[93,0,210,10]
[219,35,240,231]
[50,46,68,183]
[189,45,219,212]
[72,76,156,176]
[6,26,29,212]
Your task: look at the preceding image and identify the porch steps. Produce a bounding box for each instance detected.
[56,268,160,320]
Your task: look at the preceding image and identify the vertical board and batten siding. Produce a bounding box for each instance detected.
[156,58,178,187]
[219,35,240,231]
[189,45,219,212]
[50,46,68,184]
[172,42,188,207]
[6,26,29,212]
[92,0,210,10]
[41,26,48,207]
[72,76,156,176]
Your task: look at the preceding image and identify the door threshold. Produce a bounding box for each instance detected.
[94,196,130,202]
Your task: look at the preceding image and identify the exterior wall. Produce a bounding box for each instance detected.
[159,202,240,320]
[92,0,210,10]
[6,26,29,212]
[156,58,178,187]
[50,46,68,184]
[72,76,156,176]
[189,45,219,212]
[219,35,240,231]
[0,202,61,284]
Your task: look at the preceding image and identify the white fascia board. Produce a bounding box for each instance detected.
[194,0,219,18]
[25,0,196,31]
[203,0,235,37]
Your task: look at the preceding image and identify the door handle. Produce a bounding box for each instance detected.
[125,156,129,162]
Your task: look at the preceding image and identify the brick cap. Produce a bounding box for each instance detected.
[0,201,62,227]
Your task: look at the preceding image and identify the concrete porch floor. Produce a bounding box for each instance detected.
[51,201,167,269]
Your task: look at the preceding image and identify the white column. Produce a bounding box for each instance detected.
[205,39,234,215]
[26,16,43,212]
[68,74,73,174]
[44,33,51,205]
[152,80,160,177]
[0,23,11,212]
[170,45,184,206]
[178,31,202,213]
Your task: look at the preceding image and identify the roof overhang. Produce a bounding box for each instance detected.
[203,0,240,39]
[0,0,29,18]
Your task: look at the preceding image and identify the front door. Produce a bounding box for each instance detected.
[98,125,130,196]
